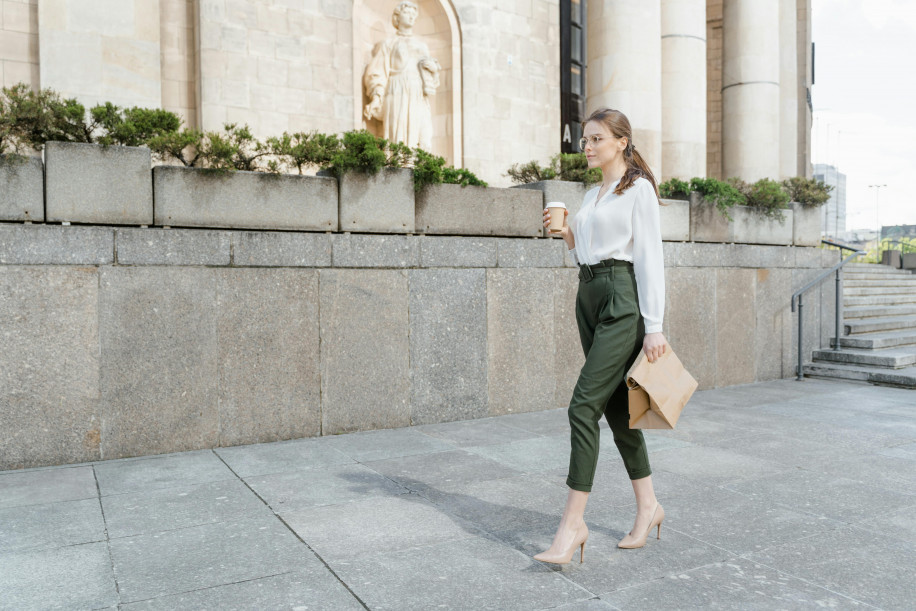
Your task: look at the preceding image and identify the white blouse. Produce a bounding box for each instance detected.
[568,177,665,334]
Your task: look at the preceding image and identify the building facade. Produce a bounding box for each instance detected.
[0,0,813,186]
[813,163,847,237]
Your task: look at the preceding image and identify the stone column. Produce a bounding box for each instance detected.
[779,0,798,179]
[661,0,706,180]
[587,0,662,179]
[722,0,780,181]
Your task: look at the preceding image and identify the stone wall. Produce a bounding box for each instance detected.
[0,0,39,89]
[0,223,837,470]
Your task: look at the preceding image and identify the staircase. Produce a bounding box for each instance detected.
[804,263,916,388]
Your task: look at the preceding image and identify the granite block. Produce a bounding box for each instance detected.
[665,267,717,389]
[675,241,721,267]
[0,498,105,553]
[116,227,230,265]
[409,269,488,424]
[331,233,419,267]
[231,230,331,266]
[108,514,307,603]
[0,542,118,609]
[319,269,410,433]
[99,267,220,459]
[339,167,414,233]
[214,437,354,478]
[45,142,152,225]
[718,243,762,268]
[795,246,827,268]
[715,268,756,386]
[689,195,731,243]
[92,450,236,496]
[754,268,793,380]
[0,224,114,264]
[418,234,498,267]
[659,198,690,241]
[792,202,823,246]
[0,155,43,221]
[416,183,541,237]
[486,269,556,415]
[731,206,793,245]
[554,268,584,407]
[216,268,320,445]
[0,266,101,470]
[757,244,795,268]
[662,241,678,267]
[513,179,587,238]
[496,237,565,267]
[153,166,337,231]
[0,465,97,509]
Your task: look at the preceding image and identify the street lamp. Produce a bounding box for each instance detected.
[869,184,887,259]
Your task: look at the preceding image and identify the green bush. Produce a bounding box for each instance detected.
[781,176,833,207]
[147,128,205,167]
[325,130,391,176]
[266,131,340,175]
[659,177,691,200]
[728,177,790,221]
[91,103,182,147]
[0,84,90,153]
[688,177,745,220]
[413,149,487,192]
[505,153,600,186]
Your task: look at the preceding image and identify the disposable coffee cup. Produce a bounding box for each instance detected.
[546,202,567,233]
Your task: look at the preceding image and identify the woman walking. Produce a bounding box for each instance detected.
[536,108,668,564]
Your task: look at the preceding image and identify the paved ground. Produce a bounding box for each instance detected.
[1,378,914,610]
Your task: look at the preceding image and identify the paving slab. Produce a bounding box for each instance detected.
[333,535,591,611]
[0,498,105,554]
[364,449,523,495]
[214,437,355,478]
[465,434,573,474]
[321,427,455,462]
[101,478,271,539]
[0,541,119,610]
[0,465,97,509]
[600,558,869,609]
[415,417,543,447]
[747,526,914,610]
[93,450,236,496]
[646,445,791,486]
[108,513,309,603]
[244,463,408,512]
[119,566,363,610]
[281,495,480,564]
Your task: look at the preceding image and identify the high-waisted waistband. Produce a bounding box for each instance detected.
[578,258,633,282]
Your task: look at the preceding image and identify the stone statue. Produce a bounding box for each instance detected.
[363,1,440,151]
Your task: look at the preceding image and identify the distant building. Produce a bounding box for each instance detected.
[882,224,916,240]
[814,163,847,237]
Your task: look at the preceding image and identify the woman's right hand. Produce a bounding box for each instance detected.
[543,208,574,247]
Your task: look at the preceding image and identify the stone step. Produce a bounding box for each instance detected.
[803,362,916,388]
[845,315,916,334]
[812,347,916,368]
[843,304,916,319]
[833,329,916,349]
[844,287,916,297]
[845,264,911,274]
[843,279,916,288]
[844,294,916,307]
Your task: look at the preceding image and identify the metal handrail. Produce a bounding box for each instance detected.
[790,240,866,381]
[882,239,916,254]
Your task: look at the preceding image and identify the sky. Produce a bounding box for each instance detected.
[811,0,916,230]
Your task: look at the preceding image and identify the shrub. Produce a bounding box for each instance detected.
[325,130,391,176]
[782,176,833,207]
[413,148,487,192]
[659,177,691,200]
[266,131,340,175]
[0,84,90,153]
[506,153,599,185]
[91,103,182,147]
[147,128,205,167]
[688,177,745,220]
[728,177,790,221]
[506,160,555,184]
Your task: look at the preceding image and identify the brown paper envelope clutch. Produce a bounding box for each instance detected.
[625,347,698,429]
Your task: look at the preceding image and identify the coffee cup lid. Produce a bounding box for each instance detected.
[545,201,567,210]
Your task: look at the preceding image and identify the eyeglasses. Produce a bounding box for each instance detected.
[578,135,604,151]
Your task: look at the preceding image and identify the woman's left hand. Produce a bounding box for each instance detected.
[643,332,668,363]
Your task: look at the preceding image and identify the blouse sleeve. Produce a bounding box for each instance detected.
[631,180,665,334]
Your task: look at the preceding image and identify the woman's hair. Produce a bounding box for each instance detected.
[582,108,660,200]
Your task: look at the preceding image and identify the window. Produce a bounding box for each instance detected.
[560,0,587,153]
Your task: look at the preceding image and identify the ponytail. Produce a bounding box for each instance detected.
[616,141,660,200]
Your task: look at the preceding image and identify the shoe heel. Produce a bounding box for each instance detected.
[579,541,585,563]
[656,523,661,540]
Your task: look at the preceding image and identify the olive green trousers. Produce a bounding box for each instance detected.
[566,259,652,492]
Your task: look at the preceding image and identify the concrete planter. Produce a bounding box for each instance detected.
[338,167,414,233]
[153,166,337,231]
[659,198,690,241]
[416,183,542,237]
[881,250,902,269]
[0,155,44,221]
[902,253,916,270]
[792,202,822,246]
[690,192,793,245]
[45,142,152,225]
[512,180,588,237]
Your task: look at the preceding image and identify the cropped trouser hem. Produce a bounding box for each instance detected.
[626,467,653,481]
[566,477,593,492]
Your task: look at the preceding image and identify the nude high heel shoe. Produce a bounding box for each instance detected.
[533,524,589,564]
[617,503,664,549]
